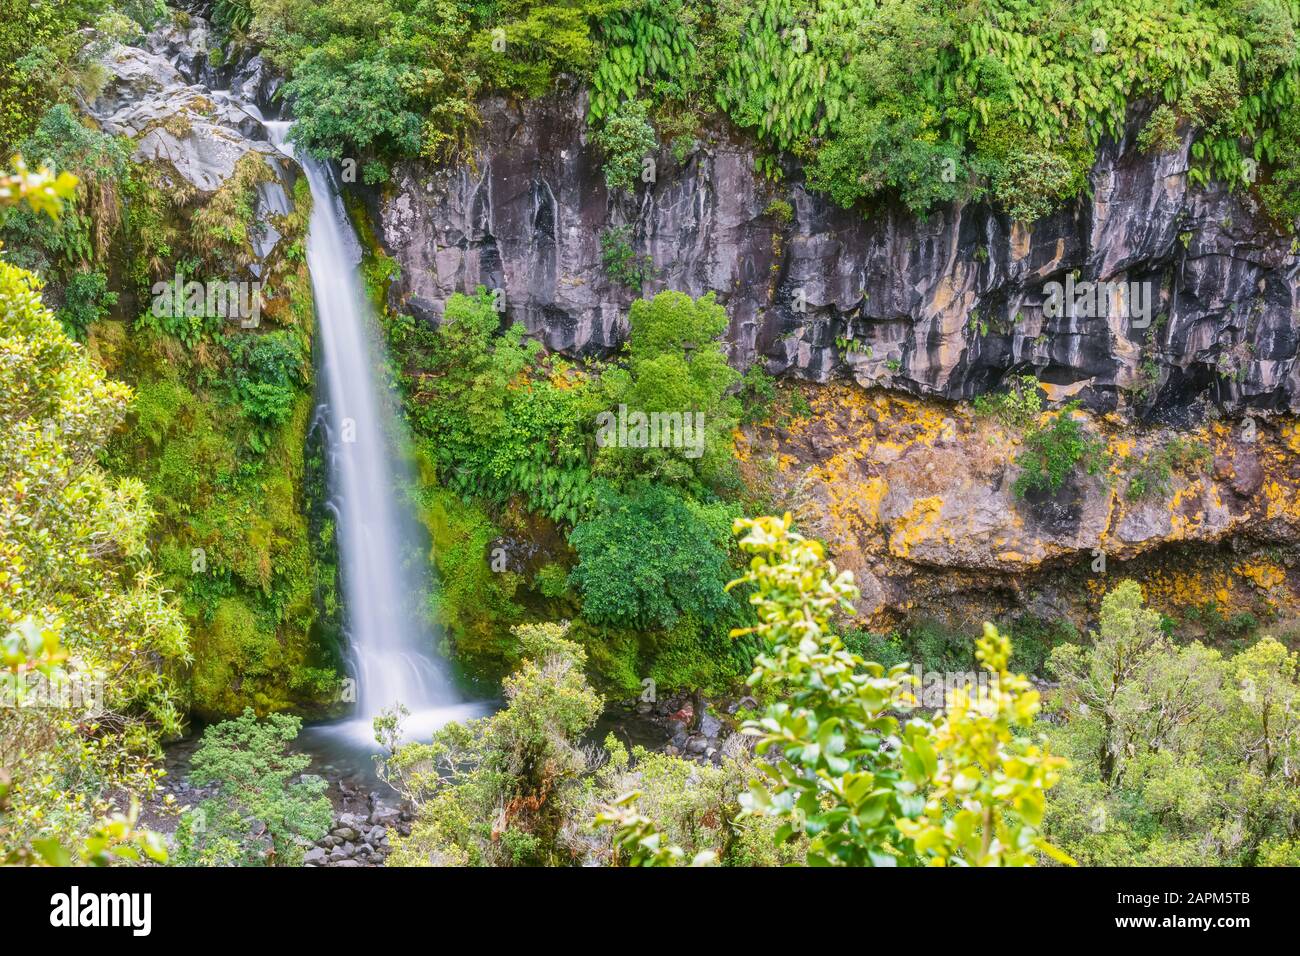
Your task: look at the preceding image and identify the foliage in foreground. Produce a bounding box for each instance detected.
[624,514,1069,867]
[383,513,1067,867]
[1044,581,1300,865]
[173,708,332,866]
[380,622,603,866]
[1,166,186,864]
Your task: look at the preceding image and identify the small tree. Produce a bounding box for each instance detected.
[601,514,1070,866]
[174,709,331,867]
[1044,583,1299,865]
[734,515,1069,866]
[597,290,740,489]
[1048,580,1173,785]
[382,623,603,866]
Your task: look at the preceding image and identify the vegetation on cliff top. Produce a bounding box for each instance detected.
[186,0,1300,226]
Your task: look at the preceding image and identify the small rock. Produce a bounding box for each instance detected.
[331,826,360,843]
[700,713,723,738]
[1230,452,1264,498]
[303,848,327,866]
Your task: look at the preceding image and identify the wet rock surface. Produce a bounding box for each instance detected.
[376,93,1299,417]
[83,23,288,196]
[307,799,410,868]
[598,691,757,768]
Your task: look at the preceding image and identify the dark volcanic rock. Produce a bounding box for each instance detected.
[376,92,1300,417]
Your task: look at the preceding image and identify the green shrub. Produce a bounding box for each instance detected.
[174,708,332,867]
[738,363,777,425]
[1258,106,1300,223]
[593,98,657,193]
[599,224,654,290]
[601,514,1068,867]
[597,290,740,491]
[568,482,737,631]
[534,562,570,599]
[397,288,596,526]
[972,374,1043,430]
[55,269,116,339]
[807,107,966,216]
[1123,437,1213,501]
[223,330,309,454]
[1138,104,1181,154]
[1045,582,1300,865]
[382,622,603,867]
[283,50,425,159]
[992,149,1084,223]
[1013,404,1108,497]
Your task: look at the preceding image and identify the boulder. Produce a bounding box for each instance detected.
[82,31,289,196]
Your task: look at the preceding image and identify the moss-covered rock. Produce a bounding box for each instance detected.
[85,148,340,721]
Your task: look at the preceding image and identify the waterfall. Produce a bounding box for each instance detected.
[262,122,488,746]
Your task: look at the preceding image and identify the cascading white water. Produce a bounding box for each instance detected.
[262,122,488,745]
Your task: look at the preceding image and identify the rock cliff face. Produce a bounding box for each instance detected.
[376,91,1300,419]
[84,14,1299,635]
[372,91,1300,630]
[739,382,1300,631]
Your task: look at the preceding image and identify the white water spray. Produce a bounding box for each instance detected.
[263,122,488,745]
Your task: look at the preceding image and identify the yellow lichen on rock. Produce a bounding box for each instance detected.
[888,496,944,559]
[1236,559,1286,591]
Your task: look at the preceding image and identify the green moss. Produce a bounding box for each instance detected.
[342,192,400,311]
[534,562,570,599]
[108,365,331,718]
[565,613,752,700]
[88,152,336,720]
[191,597,279,714]
[566,620,642,698]
[415,460,528,679]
